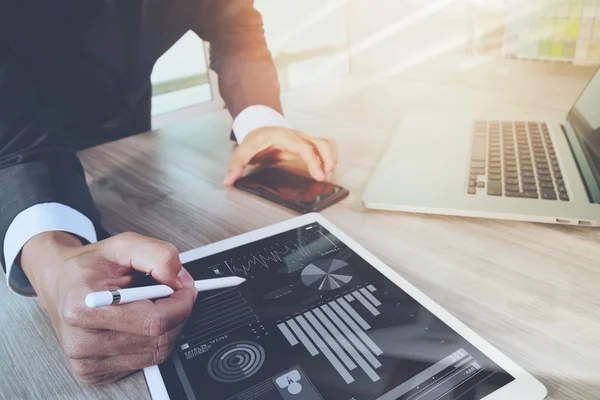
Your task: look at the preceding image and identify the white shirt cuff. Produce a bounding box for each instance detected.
[232,105,292,143]
[4,203,97,297]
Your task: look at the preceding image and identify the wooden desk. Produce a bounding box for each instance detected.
[1,56,599,400]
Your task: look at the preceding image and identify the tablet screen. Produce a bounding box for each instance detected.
[157,223,514,400]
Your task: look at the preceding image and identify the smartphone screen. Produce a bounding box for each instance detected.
[234,167,349,213]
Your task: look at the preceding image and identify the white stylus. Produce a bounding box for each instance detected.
[85,276,246,308]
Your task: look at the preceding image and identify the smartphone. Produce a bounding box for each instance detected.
[234,167,349,214]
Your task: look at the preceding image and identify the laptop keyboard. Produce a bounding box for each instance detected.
[467,120,569,201]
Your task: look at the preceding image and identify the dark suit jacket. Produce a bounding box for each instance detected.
[0,0,282,272]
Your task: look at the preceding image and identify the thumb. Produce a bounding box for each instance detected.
[223,165,244,186]
[101,233,194,290]
[225,138,271,186]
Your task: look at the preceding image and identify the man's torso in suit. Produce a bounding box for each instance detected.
[0,0,281,278]
[1,0,269,151]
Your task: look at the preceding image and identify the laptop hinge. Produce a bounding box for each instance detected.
[561,123,600,204]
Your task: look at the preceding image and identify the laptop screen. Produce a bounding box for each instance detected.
[567,69,600,191]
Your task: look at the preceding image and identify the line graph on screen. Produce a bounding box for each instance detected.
[224,229,340,278]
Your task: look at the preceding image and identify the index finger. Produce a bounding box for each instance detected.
[311,138,337,177]
[99,233,194,290]
[274,134,325,181]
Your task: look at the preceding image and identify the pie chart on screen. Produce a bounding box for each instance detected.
[301,259,353,291]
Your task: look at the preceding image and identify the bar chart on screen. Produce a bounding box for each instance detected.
[179,289,260,350]
[277,285,384,384]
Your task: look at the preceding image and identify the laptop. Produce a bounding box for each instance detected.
[363,68,600,226]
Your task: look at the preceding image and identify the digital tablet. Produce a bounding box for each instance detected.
[144,213,547,400]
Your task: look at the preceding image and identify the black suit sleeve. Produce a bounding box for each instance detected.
[0,38,103,273]
[193,0,283,119]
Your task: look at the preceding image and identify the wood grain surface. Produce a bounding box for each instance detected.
[1,55,599,400]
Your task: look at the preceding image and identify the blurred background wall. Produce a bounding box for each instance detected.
[150,0,600,121]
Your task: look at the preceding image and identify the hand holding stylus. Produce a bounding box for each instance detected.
[20,232,199,385]
[85,276,246,308]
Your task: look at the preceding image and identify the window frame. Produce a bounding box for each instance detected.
[151,42,224,129]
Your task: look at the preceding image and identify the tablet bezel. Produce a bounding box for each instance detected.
[144,213,547,400]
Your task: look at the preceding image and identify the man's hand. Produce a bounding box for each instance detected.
[21,231,197,385]
[223,126,338,186]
